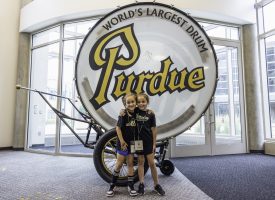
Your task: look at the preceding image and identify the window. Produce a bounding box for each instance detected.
[28,19,99,154]
[199,22,239,40]
[28,42,60,152]
[263,1,275,32]
[32,26,60,47]
[64,20,98,38]
[256,0,275,138]
[176,23,242,148]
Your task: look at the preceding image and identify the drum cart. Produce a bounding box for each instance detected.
[16,85,175,186]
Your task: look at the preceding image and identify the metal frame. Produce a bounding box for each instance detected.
[19,85,105,150]
[18,84,175,177]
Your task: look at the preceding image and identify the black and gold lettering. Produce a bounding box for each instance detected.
[89,24,140,109]
[89,24,206,109]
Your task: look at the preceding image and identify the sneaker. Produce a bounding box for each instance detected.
[154,184,165,196]
[138,183,145,195]
[106,183,115,197]
[128,185,138,196]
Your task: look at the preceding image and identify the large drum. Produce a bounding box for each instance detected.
[75,2,217,185]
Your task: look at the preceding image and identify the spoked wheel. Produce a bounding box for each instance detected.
[93,129,149,186]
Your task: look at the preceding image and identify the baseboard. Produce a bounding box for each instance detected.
[0,147,24,151]
[31,144,44,147]
[250,150,264,154]
[12,147,24,151]
[0,146,13,150]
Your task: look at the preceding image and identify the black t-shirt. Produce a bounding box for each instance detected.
[116,111,137,144]
[135,108,156,143]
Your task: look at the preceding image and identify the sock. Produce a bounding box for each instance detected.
[128,175,134,188]
[111,170,120,184]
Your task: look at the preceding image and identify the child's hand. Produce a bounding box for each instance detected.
[147,109,155,115]
[119,109,126,116]
[120,140,128,150]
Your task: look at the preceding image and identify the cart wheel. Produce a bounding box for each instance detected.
[93,129,149,186]
[160,160,175,176]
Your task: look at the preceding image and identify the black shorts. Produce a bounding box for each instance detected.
[136,139,153,155]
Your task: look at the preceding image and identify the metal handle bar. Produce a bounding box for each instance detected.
[16,84,105,148]
[16,84,93,120]
[16,84,76,102]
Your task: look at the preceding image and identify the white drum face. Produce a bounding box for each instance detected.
[76,3,217,140]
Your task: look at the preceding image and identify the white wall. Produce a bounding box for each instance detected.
[0,0,21,147]
[20,0,256,32]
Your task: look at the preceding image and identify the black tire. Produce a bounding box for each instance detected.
[93,128,149,186]
[160,159,175,176]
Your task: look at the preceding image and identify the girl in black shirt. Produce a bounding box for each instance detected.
[106,93,138,197]
[136,93,165,196]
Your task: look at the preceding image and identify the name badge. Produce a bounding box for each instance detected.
[130,141,135,154]
[134,140,143,151]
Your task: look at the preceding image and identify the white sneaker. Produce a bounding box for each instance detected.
[106,184,115,197]
[128,185,138,196]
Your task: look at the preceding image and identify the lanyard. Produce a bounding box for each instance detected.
[126,110,145,141]
[137,120,144,140]
[126,111,137,141]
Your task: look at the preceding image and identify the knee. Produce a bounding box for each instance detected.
[148,160,156,168]
[128,162,134,168]
[138,158,145,166]
[116,161,124,170]
[138,162,144,168]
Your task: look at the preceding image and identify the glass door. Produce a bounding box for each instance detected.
[171,42,246,157]
[170,115,211,157]
[28,43,60,152]
[211,44,246,155]
[60,39,95,154]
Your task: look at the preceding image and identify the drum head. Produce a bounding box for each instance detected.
[75,2,217,140]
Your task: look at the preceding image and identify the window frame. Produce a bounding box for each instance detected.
[256,0,275,139]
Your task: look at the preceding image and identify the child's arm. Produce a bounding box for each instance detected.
[151,126,157,152]
[116,126,127,150]
[150,112,157,152]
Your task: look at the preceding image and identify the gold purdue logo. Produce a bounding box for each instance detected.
[89,24,205,110]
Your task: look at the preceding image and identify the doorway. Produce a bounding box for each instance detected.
[171,42,247,157]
